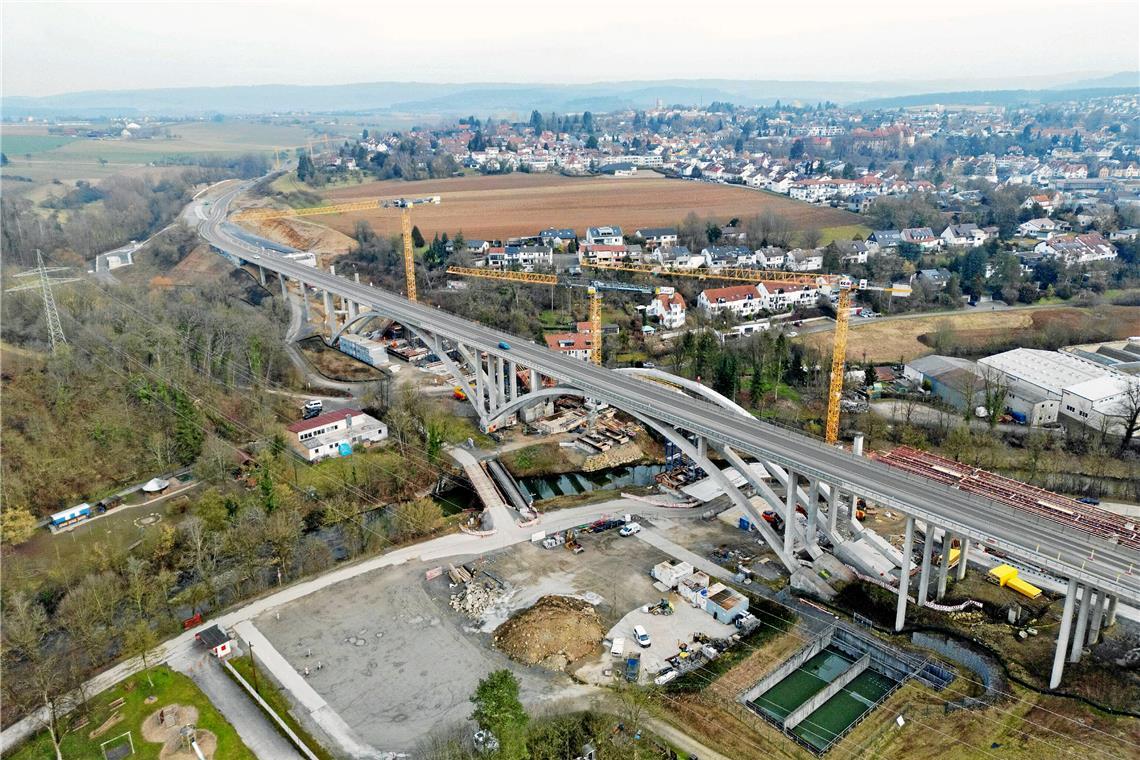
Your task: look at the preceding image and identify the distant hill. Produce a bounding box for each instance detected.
[855,85,1139,109]
[3,74,1135,118]
[1053,71,1139,90]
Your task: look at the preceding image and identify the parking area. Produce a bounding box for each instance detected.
[255,559,591,753]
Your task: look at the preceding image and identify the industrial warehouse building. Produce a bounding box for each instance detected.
[903,355,985,411]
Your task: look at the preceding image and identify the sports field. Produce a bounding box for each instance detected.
[313,172,864,242]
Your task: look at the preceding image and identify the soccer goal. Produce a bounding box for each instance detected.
[100,730,135,760]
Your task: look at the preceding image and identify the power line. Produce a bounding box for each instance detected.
[5,250,79,352]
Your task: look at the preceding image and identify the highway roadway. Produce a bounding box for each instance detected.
[195,183,1140,603]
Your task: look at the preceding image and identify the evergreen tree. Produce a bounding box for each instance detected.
[411,225,425,248]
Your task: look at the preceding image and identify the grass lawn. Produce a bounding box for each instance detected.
[226,656,335,760]
[0,133,76,155]
[7,665,255,760]
[820,224,873,245]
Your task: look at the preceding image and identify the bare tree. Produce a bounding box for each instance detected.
[1105,381,1140,455]
[980,368,1009,429]
[122,620,164,689]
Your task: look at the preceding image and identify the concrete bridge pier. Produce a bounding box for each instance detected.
[258,264,267,286]
[1070,584,1094,662]
[917,523,935,606]
[509,361,518,401]
[322,289,334,335]
[805,479,820,551]
[784,468,797,556]
[1106,595,1118,627]
[1051,578,1079,688]
[896,515,915,632]
[1088,591,1107,645]
[826,484,838,535]
[936,532,954,600]
[956,539,969,581]
[529,369,540,393]
[298,281,310,321]
[279,272,288,301]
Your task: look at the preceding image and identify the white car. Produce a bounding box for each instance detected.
[654,668,678,686]
[633,625,652,648]
[619,522,642,537]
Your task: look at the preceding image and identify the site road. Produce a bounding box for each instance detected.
[197,181,1138,689]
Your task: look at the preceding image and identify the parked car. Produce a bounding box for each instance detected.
[619,522,642,537]
[633,625,652,648]
[302,399,323,419]
[654,667,678,686]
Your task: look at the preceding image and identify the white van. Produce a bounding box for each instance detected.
[633,625,652,648]
[610,637,626,658]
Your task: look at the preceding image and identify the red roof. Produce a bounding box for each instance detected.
[702,284,760,302]
[287,408,363,434]
[545,332,593,352]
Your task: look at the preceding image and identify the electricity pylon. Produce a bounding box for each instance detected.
[6,250,79,352]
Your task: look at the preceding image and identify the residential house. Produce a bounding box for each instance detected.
[915,268,953,288]
[702,245,752,268]
[901,227,942,250]
[1017,218,1067,240]
[466,239,491,255]
[585,226,624,245]
[538,228,577,248]
[635,227,679,249]
[544,331,594,361]
[870,230,903,247]
[579,243,633,264]
[697,284,765,318]
[645,289,687,329]
[755,247,787,268]
[940,223,987,248]
[785,248,823,271]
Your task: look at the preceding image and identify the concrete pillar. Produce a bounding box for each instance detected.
[852,432,864,456]
[348,300,358,321]
[697,437,708,460]
[917,525,934,606]
[475,355,485,414]
[279,273,288,300]
[1106,595,1118,627]
[529,369,539,393]
[354,272,361,284]
[495,356,504,409]
[849,493,861,531]
[936,532,953,600]
[826,485,838,535]
[805,480,820,549]
[258,265,267,286]
[322,289,334,335]
[1070,584,1093,663]
[784,468,796,556]
[509,361,518,401]
[1087,591,1107,645]
[895,515,915,632]
[1050,578,1079,689]
[956,538,969,581]
[299,281,310,321]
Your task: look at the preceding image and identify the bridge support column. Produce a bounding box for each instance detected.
[697,436,708,460]
[917,524,934,606]
[1088,591,1107,645]
[805,479,820,551]
[956,539,969,581]
[509,362,518,401]
[1051,578,1079,689]
[826,484,838,535]
[350,273,360,322]
[474,356,485,414]
[529,369,539,393]
[299,281,310,321]
[279,273,288,300]
[322,289,334,335]
[1070,583,1093,663]
[936,532,953,600]
[896,515,915,632]
[784,468,796,556]
[258,265,267,286]
[1106,595,1118,627]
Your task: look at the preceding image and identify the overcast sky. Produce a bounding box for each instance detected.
[3,0,1138,96]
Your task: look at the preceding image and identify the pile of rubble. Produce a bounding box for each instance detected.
[450,581,504,619]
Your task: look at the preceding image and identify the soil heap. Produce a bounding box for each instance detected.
[493,595,605,668]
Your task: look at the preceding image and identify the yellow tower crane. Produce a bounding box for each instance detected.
[444,266,604,365]
[232,195,441,301]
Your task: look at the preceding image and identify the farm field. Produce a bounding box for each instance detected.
[309,172,863,241]
[801,304,1140,363]
[0,121,314,183]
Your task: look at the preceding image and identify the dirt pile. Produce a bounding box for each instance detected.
[493,595,604,668]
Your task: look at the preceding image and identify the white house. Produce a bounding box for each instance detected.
[1017,218,1066,240]
[635,227,678,249]
[1061,376,1139,436]
[940,223,987,248]
[287,408,388,462]
[785,249,823,272]
[697,284,765,318]
[1034,234,1117,265]
[544,331,593,361]
[585,226,623,246]
[755,247,786,268]
[645,289,686,329]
